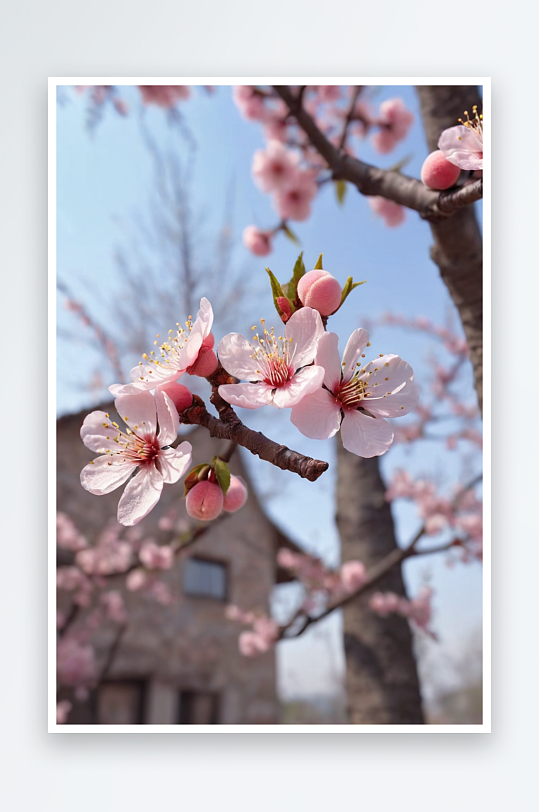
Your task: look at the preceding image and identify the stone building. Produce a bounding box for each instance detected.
[57,404,296,725]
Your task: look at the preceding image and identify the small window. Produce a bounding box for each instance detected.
[182,557,228,601]
[95,680,146,724]
[177,691,220,724]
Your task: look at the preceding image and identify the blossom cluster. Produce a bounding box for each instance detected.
[370,587,436,638]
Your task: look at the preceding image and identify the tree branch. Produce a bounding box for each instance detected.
[272,85,482,222]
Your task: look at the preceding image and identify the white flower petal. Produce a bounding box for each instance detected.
[154,389,179,445]
[114,391,157,439]
[117,466,164,526]
[315,332,342,391]
[80,455,134,495]
[218,382,274,409]
[158,442,193,484]
[361,354,418,417]
[272,365,325,408]
[340,410,394,458]
[128,361,187,390]
[290,388,342,439]
[342,328,370,380]
[217,333,263,380]
[80,411,120,454]
[286,307,324,370]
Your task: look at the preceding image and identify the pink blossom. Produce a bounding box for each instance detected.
[57,512,87,552]
[80,389,192,526]
[339,560,367,593]
[273,171,318,221]
[126,568,148,591]
[218,307,325,410]
[185,480,224,521]
[56,700,72,725]
[111,298,213,394]
[252,141,300,193]
[139,541,174,570]
[223,475,248,513]
[297,269,342,316]
[368,196,406,227]
[243,225,273,257]
[421,150,461,190]
[438,107,483,170]
[372,98,414,153]
[291,329,418,458]
[232,86,268,121]
[100,590,128,623]
[57,637,98,687]
[138,86,190,107]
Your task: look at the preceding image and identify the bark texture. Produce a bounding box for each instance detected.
[416,85,484,412]
[336,442,424,724]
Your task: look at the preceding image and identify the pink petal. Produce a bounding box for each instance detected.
[272,365,324,408]
[117,465,164,526]
[114,391,157,439]
[218,382,274,409]
[154,389,179,445]
[158,442,192,484]
[184,298,214,367]
[80,411,120,454]
[360,355,418,417]
[217,333,262,380]
[290,388,342,439]
[315,332,342,391]
[80,455,134,495]
[286,307,324,369]
[128,362,188,390]
[340,410,394,457]
[342,328,370,381]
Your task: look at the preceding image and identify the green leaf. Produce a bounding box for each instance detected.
[292,252,305,285]
[282,223,300,244]
[212,457,231,495]
[286,252,305,306]
[340,276,367,306]
[335,179,347,205]
[266,267,284,302]
[314,253,324,270]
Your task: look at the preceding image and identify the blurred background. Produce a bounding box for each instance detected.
[55,84,483,725]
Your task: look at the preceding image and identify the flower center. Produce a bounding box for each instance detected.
[102,415,161,466]
[334,372,368,409]
[250,319,294,389]
[459,105,483,142]
[137,317,194,377]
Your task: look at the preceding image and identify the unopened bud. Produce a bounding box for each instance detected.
[421,150,461,190]
[297,269,342,316]
[185,481,224,521]
[223,475,248,513]
[158,382,193,414]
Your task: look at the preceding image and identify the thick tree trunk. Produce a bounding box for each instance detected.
[416,85,483,412]
[336,440,424,724]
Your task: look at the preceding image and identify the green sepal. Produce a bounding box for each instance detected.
[285,252,305,307]
[266,267,285,304]
[314,253,324,270]
[340,276,367,307]
[212,457,231,495]
[335,179,347,205]
[183,463,211,497]
[282,223,300,244]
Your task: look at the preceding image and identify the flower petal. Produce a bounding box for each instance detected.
[218,382,274,409]
[342,328,370,381]
[340,410,394,458]
[286,307,324,370]
[183,297,214,367]
[158,442,192,484]
[438,125,482,169]
[315,332,342,391]
[290,387,342,439]
[360,354,419,417]
[154,389,179,445]
[217,333,263,380]
[117,465,164,526]
[80,455,134,495]
[114,391,157,440]
[128,362,187,391]
[272,365,325,408]
[80,411,120,454]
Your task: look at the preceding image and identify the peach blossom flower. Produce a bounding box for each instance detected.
[291,329,418,458]
[218,307,325,409]
[243,225,273,256]
[273,171,318,221]
[80,389,192,526]
[368,196,406,227]
[438,107,483,170]
[252,141,300,193]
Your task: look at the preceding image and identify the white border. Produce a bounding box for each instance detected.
[49,77,490,734]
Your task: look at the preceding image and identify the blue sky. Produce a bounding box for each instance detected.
[56,84,483,701]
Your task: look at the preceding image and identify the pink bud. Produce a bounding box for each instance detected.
[297,269,342,316]
[339,560,366,593]
[157,382,193,414]
[185,481,224,521]
[421,150,461,190]
[223,475,248,513]
[186,347,219,377]
[243,225,272,256]
[276,296,292,323]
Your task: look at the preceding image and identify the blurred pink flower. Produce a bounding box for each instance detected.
[243,225,273,256]
[368,196,406,227]
[273,171,318,221]
[252,141,300,193]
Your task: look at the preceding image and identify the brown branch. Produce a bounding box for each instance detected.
[272,85,482,222]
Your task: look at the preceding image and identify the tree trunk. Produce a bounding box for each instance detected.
[336,440,424,724]
[416,85,483,412]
